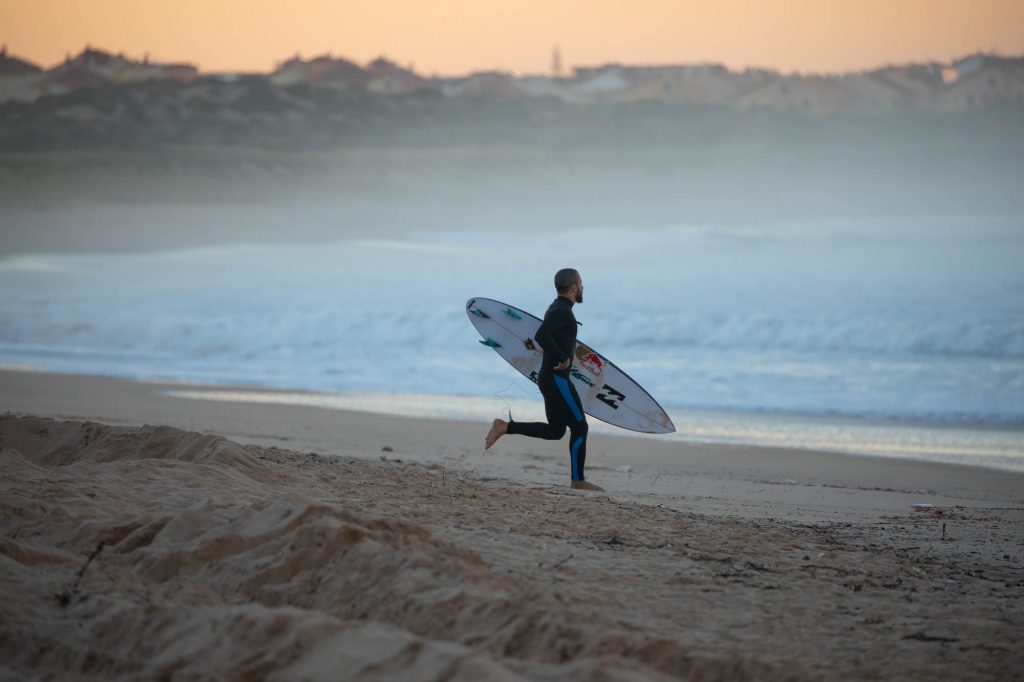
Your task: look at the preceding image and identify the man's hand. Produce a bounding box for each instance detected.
[553,359,570,371]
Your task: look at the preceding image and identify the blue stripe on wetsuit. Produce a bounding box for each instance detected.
[553,374,583,422]
[570,435,583,481]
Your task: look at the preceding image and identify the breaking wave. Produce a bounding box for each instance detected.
[1,217,1022,422]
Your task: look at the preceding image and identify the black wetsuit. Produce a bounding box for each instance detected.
[507,296,589,481]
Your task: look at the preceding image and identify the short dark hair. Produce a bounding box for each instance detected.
[554,268,580,293]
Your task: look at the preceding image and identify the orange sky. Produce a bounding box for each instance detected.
[3,0,1023,76]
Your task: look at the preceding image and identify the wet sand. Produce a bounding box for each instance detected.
[1,369,1022,680]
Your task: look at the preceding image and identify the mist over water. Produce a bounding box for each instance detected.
[2,215,1022,430]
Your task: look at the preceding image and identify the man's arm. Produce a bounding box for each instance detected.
[535,307,569,365]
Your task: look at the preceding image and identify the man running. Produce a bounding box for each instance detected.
[484,268,604,491]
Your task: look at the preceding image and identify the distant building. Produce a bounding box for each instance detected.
[160,64,200,82]
[33,63,109,99]
[365,57,435,94]
[936,55,1024,111]
[732,74,849,115]
[271,54,368,89]
[29,46,198,100]
[568,65,631,102]
[443,70,530,99]
[617,64,772,106]
[833,72,908,114]
[513,75,576,101]
[867,63,945,110]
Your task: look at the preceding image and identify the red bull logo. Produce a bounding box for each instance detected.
[578,351,604,378]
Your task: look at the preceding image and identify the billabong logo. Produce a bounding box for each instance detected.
[596,384,625,410]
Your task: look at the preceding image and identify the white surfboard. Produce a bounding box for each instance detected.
[466,297,675,434]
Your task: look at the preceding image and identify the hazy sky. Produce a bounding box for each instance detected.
[3,0,1023,76]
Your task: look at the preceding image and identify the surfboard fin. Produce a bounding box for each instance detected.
[479,338,502,348]
[502,308,522,320]
[470,308,490,319]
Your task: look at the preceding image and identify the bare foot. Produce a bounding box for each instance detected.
[571,480,605,491]
[484,418,507,449]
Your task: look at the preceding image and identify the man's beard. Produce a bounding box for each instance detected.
[574,292,583,304]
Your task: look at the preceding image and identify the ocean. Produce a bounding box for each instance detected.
[2,216,1022,470]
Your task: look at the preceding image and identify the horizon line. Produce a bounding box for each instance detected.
[4,42,1022,80]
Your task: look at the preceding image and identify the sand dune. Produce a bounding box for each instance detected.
[1,414,1021,680]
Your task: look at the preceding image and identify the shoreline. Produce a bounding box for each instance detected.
[2,368,1022,518]
[3,365,1022,474]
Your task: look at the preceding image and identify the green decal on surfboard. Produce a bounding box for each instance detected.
[502,308,522,320]
[479,338,502,348]
[571,368,594,387]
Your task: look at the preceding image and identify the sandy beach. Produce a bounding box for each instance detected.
[2,369,1022,680]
